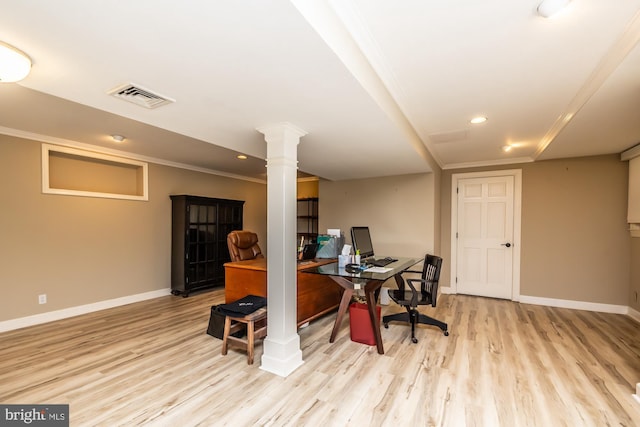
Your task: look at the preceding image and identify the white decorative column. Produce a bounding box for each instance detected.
[257,122,307,377]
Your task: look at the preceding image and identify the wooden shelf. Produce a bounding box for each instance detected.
[297,197,318,241]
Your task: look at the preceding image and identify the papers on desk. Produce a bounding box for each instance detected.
[364,266,392,273]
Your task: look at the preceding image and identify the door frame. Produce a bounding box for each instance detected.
[450,169,522,301]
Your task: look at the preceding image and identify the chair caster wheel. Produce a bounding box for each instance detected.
[383,323,389,329]
[412,337,418,344]
[444,331,449,336]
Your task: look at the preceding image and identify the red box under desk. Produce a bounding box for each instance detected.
[349,302,381,346]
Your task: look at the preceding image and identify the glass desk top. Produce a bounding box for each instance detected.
[301,257,421,281]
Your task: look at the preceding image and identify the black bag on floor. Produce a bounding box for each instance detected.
[206,305,244,339]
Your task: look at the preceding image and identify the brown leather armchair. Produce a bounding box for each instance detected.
[227,230,264,262]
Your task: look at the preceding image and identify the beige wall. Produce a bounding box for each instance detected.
[2,133,636,323]
[297,179,319,199]
[441,155,632,306]
[318,173,437,258]
[0,135,266,322]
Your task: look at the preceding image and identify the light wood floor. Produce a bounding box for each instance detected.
[1,289,639,426]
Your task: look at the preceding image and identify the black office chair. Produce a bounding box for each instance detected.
[383,254,449,343]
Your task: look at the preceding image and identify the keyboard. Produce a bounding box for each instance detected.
[366,257,397,267]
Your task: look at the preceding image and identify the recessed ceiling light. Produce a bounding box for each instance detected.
[502,142,526,152]
[111,134,125,143]
[537,0,571,18]
[470,116,487,124]
[236,154,247,160]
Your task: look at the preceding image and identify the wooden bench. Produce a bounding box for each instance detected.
[221,307,267,365]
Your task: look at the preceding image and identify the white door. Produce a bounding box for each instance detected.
[455,174,515,299]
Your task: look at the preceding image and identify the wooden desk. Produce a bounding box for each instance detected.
[224,258,342,327]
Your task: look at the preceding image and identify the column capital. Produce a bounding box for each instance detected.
[256,122,307,143]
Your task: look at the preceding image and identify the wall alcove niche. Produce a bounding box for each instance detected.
[42,144,148,201]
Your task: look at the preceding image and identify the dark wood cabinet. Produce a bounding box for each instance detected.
[170,195,244,296]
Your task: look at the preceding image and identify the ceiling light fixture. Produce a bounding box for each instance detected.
[0,41,32,83]
[503,142,526,152]
[470,116,487,124]
[111,134,126,143]
[537,0,571,18]
[236,154,247,160]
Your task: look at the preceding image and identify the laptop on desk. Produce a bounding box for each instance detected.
[350,226,397,267]
[298,243,318,261]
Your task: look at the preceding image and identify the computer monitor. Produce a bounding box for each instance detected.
[300,243,318,260]
[350,226,375,258]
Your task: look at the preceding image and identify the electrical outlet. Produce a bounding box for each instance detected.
[38,294,47,304]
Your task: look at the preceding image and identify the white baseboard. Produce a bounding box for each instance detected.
[0,288,172,333]
[440,287,637,321]
[519,295,628,314]
[628,306,640,323]
[3,288,637,334]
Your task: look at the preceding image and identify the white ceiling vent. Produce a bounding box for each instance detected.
[108,83,175,109]
[428,129,468,144]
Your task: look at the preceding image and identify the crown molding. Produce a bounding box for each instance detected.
[0,126,266,184]
[442,156,533,170]
[621,143,640,161]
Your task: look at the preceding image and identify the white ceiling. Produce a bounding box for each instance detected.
[1,0,639,181]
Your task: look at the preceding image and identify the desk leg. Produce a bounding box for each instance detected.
[393,273,407,300]
[330,287,353,343]
[364,281,384,354]
[327,276,385,354]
